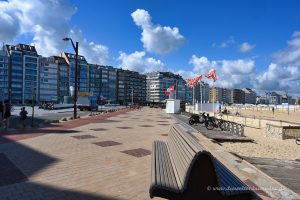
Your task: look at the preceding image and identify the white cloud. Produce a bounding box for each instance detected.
[274,31,300,65]
[189,55,256,88]
[118,51,167,73]
[212,36,235,48]
[0,0,109,64]
[255,63,300,91]
[131,9,185,55]
[69,28,109,64]
[175,70,198,79]
[239,42,255,53]
[221,59,255,74]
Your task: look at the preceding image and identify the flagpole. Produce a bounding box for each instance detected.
[200,82,202,112]
[193,86,195,113]
[212,81,215,116]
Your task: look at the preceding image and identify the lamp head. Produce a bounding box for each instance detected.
[62,37,70,41]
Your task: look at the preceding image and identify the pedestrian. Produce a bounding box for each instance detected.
[3,100,11,129]
[19,107,28,128]
[272,107,275,116]
[0,101,3,128]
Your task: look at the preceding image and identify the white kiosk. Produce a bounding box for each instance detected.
[166,99,180,114]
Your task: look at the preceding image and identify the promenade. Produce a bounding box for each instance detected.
[0,107,299,200]
[0,108,169,200]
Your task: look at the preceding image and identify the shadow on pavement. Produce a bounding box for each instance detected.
[0,135,122,200]
[1,181,122,200]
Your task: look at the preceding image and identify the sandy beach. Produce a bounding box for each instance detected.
[222,127,300,160]
[228,107,300,124]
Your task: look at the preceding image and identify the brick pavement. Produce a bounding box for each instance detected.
[0,108,168,200]
[0,108,131,145]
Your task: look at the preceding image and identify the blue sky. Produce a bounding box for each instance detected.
[69,0,300,70]
[1,0,300,95]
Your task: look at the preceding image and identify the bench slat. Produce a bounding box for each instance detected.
[151,141,179,195]
[168,130,191,187]
[150,125,256,200]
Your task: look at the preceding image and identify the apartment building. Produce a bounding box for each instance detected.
[96,65,118,104]
[55,56,70,101]
[0,50,9,101]
[146,71,189,103]
[60,52,89,94]
[242,88,257,104]
[194,81,209,103]
[39,57,59,103]
[117,69,146,105]
[209,87,231,104]
[230,89,245,104]
[269,92,282,105]
[89,64,102,98]
[5,44,39,104]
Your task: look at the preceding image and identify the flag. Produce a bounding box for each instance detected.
[205,68,217,81]
[186,75,202,88]
[168,85,175,91]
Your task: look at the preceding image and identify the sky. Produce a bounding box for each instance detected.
[1,0,300,95]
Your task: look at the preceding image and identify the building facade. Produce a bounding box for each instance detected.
[146,71,189,103]
[117,69,146,105]
[209,87,231,104]
[39,57,59,103]
[269,92,282,105]
[97,65,118,104]
[0,50,9,102]
[194,81,209,103]
[230,89,245,104]
[5,44,39,104]
[89,64,101,98]
[60,52,89,94]
[242,88,256,104]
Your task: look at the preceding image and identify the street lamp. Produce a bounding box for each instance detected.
[31,88,36,127]
[63,37,78,119]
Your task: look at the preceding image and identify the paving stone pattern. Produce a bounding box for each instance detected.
[0,108,172,199]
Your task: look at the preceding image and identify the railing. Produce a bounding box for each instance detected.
[220,120,245,136]
[185,106,300,129]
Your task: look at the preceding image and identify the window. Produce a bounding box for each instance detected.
[25,57,38,63]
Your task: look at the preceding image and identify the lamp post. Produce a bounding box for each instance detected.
[31,88,36,127]
[63,37,78,119]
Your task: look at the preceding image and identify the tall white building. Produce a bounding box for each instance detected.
[5,44,39,104]
[39,57,59,103]
[146,71,190,103]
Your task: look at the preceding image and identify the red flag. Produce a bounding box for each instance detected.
[186,75,202,88]
[205,68,217,81]
[168,85,175,91]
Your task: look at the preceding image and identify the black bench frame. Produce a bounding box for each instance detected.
[150,125,258,200]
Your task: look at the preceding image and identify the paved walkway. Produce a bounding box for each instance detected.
[0,108,130,144]
[0,107,298,199]
[0,107,169,200]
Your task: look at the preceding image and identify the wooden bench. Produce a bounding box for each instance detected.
[150,125,257,200]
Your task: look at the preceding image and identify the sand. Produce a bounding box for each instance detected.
[222,127,300,160]
[227,107,300,124]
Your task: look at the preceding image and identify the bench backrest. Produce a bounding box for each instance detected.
[167,125,208,191]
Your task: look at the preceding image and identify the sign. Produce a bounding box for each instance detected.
[69,86,74,96]
[78,92,90,97]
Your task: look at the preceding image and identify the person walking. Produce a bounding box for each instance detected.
[0,101,3,128]
[19,107,28,128]
[272,107,275,116]
[3,100,11,129]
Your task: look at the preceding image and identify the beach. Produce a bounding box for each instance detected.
[222,127,300,160]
